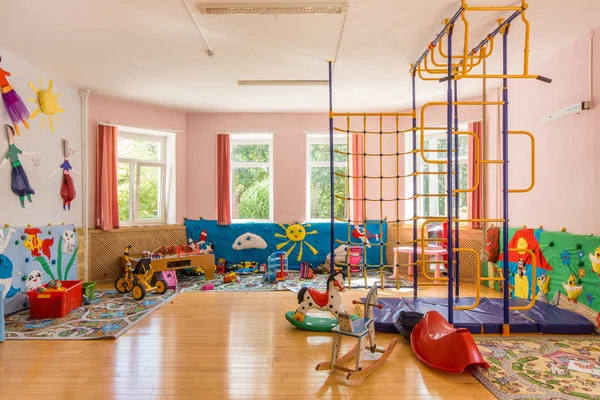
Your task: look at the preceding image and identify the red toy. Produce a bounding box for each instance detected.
[223,272,236,283]
[410,311,489,373]
[299,261,314,279]
[216,258,228,274]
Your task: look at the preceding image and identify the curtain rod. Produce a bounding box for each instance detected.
[99,121,183,134]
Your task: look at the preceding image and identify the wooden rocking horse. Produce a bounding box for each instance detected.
[316,284,397,380]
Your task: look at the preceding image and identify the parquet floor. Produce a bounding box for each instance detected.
[0,278,501,400]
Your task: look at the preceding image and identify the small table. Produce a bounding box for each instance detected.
[120,254,216,280]
[393,246,447,282]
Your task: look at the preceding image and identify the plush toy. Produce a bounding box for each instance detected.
[0,57,30,136]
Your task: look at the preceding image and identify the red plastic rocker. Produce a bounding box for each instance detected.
[410,311,489,373]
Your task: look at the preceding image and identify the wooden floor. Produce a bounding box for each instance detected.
[0,278,501,400]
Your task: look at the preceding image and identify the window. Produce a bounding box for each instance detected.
[306,134,348,220]
[416,125,469,219]
[230,134,273,221]
[117,131,167,225]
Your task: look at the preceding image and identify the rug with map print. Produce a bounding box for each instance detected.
[178,270,414,292]
[4,290,177,340]
[471,336,600,399]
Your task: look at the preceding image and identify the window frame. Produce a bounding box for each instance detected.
[416,129,469,219]
[117,131,167,226]
[229,133,274,222]
[403,123,471,222]
[305,133,348,222]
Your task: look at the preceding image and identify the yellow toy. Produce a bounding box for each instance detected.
[589,246,600,277]
[562,274,583,304]
[114,245,167,300]
[223,272,236,283]
[536,272,550,297]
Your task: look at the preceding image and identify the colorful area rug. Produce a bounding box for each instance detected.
[178,271,414,293]
[4,290,177,340]
[471,336,600,399]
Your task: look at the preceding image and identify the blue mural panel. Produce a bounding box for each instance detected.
[184,219,387,270]
[1,225,78,314]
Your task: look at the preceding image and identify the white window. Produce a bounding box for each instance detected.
[415,125,469,219]
[230,134,273,221]
[117,130,170,225]
[306,134,348,221]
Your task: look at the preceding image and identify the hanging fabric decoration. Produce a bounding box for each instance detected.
[28,78,64,133]
[49,139,79,210]
[0,125,36,207]
[0,56,30,136]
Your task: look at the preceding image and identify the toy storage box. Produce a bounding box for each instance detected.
[27,280,83,319]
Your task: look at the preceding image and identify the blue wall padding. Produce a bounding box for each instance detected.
[184,218,387,270]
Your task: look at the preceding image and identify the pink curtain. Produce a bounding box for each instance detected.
[350,133,364,224]
[467,121,483,229]
[216,134,231,225]
[96,124,120,231]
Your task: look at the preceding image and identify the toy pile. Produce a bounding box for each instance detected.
[34,279,65,293]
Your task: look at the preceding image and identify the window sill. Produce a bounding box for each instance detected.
[119,221,167,227]
[89,224,183,233]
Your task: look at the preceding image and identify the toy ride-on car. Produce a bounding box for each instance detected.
[114,245,168,300]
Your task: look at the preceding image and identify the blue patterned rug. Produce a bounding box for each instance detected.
[4,290,177,340]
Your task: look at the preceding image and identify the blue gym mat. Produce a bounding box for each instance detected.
[368,297,595,335]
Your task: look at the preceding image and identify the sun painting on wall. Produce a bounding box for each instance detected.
[28,78,64,132]
[274,223,319,262]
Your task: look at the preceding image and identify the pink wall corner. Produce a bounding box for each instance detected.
[505,27,600,235]
[185,113,329,223]
[87,94,187,226]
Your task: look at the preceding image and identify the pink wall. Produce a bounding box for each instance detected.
[505,28,600,235]
[186,113,326,223]
[184,103,490,225]
[87,95,187,226]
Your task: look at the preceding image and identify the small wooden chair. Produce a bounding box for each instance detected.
[316,284,398,380]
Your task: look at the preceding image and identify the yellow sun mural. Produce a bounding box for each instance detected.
[274,223,319,261]
[28,78,65,132]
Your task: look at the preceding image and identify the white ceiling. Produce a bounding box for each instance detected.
[1,0,599,112]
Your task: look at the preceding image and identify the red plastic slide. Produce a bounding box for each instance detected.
[410,311,489,373]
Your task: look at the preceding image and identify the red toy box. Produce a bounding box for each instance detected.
[27,280,83,319]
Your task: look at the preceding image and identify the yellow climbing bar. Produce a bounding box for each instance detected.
[508,131,535,193]
[453,248,482,310]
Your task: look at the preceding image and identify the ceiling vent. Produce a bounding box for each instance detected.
[197,3,348,15]
[238,80,329,86]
